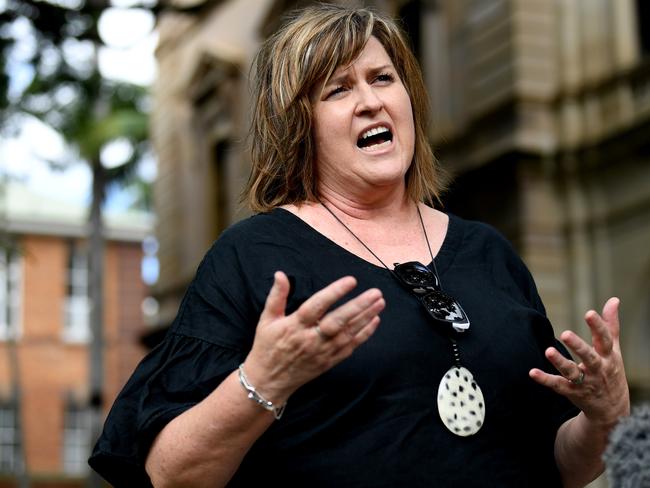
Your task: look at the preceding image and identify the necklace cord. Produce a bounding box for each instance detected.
[414,201,443,289]
[317,198,441,282]
[317,198,461,355]
[318,198,393,271]
[314,201,483,435]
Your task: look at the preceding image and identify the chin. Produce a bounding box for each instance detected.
[362,169,409,189]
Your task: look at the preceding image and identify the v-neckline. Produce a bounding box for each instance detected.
[268,207,463,279]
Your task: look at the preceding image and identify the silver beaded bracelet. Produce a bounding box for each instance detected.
[238,364,286,420]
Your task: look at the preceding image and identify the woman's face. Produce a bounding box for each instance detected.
[312,36,415,200]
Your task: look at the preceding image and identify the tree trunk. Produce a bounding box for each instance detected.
[87,157,106,488]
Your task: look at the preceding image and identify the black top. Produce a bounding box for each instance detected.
[90,209,578,487]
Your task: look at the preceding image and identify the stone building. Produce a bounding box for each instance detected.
[150,0,650,471]
[425,0,650,408]
[0,182,151,486]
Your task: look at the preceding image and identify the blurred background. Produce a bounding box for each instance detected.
[0,0,648,486]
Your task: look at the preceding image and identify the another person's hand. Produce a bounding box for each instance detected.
[242,271,385,406]
[529,297,630,428]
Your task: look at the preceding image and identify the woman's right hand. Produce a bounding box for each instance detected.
[242,271,385,406]
[146,271,382,487]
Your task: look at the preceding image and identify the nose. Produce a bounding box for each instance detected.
[354,83,383,115]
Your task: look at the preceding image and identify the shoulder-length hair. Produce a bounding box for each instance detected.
[244,3,447,212]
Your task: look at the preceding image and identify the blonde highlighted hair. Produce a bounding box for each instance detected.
[244,3,446,212]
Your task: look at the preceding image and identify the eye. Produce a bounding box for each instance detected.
[374,72,395,84]
[325,85,347,99]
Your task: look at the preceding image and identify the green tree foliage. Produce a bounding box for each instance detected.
[1,0,155,189]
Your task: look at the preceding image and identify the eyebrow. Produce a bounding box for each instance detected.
[324,63,395,87]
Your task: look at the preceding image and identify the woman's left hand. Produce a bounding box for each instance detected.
[529,297,630,429]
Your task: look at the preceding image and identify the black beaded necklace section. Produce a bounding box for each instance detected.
[318,199,485,436]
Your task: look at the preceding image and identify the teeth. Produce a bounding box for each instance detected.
[360,126,389,140]
[360,139,391,151]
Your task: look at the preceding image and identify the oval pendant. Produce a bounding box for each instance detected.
[437,366,485,436]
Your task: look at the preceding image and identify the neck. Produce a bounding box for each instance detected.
[318,196,434,271]
[316,183,414,222]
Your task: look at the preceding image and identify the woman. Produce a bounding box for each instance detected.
[90,5,630,487]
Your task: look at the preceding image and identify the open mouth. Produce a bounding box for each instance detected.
[357,126,393,151]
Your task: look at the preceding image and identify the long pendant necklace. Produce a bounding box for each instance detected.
[319,200,485,436]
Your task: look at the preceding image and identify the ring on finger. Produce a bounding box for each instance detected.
[314,323,330,341]
[570,370,585,385]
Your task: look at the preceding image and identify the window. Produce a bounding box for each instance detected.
[63,241,91,342]
[62,403,91,475]
[0,249,21,341]
[0,404,18,473]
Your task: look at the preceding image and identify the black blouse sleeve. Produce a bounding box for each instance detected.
[89,232,263,487]
[488,223,580,431]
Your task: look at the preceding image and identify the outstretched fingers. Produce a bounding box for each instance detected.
[544,345,584,382]
[529,365,569,393]
[530,297,630,424]
[585,297,620,356]
[344,294,385,337]
[294,276,358,327]
[333,315,382,361]
[318,288,385,338]
[258,271,291,324]
[559,331,601,372]
[245,274,388,405]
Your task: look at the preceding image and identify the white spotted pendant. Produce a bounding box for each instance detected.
[437,366,485,436]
